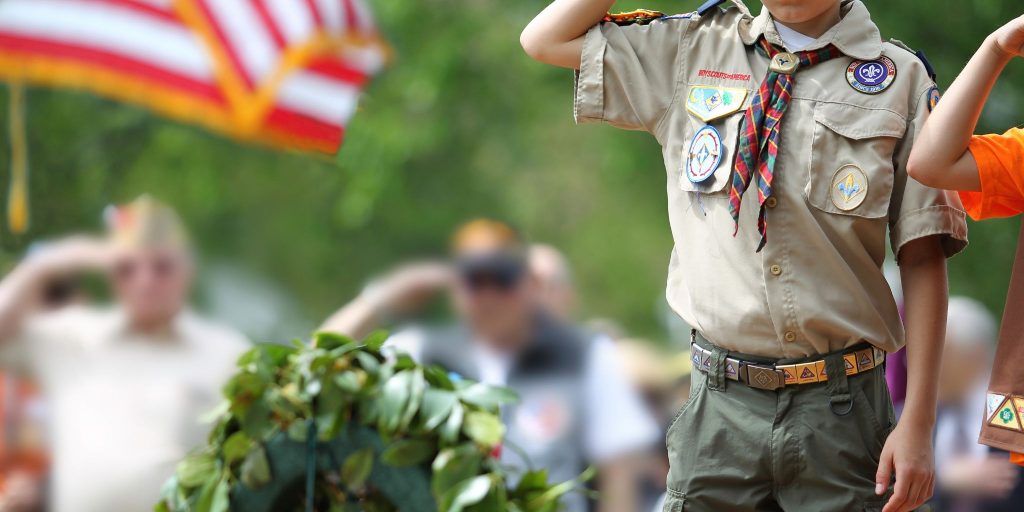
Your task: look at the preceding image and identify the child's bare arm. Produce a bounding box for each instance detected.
[876,236,948,512]
[520,0,616,69]
[907,15,1024,191]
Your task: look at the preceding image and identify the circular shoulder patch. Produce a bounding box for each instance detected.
[927,86,942,112]
[685,125,723,184]
[846,56,897,94]
[830,165,869,211]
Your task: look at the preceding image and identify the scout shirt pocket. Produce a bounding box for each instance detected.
[805,102,907,218]
[675,85,751,195]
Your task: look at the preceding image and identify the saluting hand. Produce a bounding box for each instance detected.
[992,14,1024,59]
[27,236,115,276]
[363,262,453,315]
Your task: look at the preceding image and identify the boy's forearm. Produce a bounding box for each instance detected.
[897,237,948,430]
[909,37,1011,190]
[521,0,615,68]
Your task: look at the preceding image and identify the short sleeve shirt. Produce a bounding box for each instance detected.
[959,128,1024,220]
[1,306,250,512]
[575,0,967,357]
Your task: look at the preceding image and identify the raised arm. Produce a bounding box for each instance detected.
[319,262,452,339]
[907,15,1024,191]
[520,0,616,69]
[0,237,111,341]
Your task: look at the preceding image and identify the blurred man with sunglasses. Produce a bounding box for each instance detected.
[322,219,660,512]
[0,196,249,512]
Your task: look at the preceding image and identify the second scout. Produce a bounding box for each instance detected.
[521,0,968,510]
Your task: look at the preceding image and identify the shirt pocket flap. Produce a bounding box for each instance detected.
[805,103,905,219]
[677,110,745,195]
[813,103,907,141]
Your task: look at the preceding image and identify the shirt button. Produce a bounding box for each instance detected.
[770,264,783,276]
[784,331,797,342]
[766,197,778,208]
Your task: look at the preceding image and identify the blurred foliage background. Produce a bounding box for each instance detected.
[0,0,1021,343]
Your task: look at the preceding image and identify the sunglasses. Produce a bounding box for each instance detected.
[457,256,526,292]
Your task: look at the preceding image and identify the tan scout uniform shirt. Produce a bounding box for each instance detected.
[0,306,250,512]
[575,0,967,357]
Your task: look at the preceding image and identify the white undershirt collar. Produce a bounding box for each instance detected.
[774,21,816,52]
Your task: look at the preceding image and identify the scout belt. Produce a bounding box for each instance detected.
[690,343,885,391]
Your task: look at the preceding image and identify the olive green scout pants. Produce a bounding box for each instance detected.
[663,339,898,512]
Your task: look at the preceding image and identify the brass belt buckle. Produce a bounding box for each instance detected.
[770,52,799,75]
[745,364,785,391]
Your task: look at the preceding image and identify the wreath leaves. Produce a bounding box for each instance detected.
[157,331,579,511]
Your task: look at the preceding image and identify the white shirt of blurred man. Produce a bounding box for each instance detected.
[0,197,249,512]
[934,296,1019,508]
[322,220,660,512]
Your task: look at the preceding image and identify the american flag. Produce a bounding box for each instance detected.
[0,0,386,153]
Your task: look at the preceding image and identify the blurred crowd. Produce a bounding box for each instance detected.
[0,199,1019,512]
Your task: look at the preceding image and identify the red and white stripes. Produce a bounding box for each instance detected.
[0,0,384,152]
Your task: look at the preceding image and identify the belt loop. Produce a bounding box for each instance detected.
[824,353,854,416]
[708,346,729,391]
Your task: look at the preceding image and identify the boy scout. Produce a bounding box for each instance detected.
[907,14,1024,466]
[521,0,968,511]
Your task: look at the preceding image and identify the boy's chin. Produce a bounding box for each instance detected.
[770,9,822,25]
[763,1,839,24]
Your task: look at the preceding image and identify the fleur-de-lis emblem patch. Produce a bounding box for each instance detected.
[838,174,861,202]
[830,165,868,211]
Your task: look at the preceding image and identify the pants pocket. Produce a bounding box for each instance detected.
[852,369,896,452]
[666,370,707,440]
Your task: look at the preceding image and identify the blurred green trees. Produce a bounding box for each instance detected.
[0,0,1021,342]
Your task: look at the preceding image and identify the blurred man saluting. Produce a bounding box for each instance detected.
[0,196,249,512]
[322,219,660,512]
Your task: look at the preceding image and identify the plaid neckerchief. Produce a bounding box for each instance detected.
[729,39,844,252]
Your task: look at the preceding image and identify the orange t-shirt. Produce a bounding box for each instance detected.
[959,129,1024,466]
[959,128,1024,220]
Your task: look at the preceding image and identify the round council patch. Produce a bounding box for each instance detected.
[846,56,897,94]
[685,125,723,184]
[830,165,868,211]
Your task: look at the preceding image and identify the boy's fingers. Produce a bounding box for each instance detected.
[875,452,893,495]
[883,472,910,512]
[908,477,927,511]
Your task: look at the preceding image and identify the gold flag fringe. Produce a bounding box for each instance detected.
[7,82,28,235]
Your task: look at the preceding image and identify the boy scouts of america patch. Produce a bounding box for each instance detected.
[602,9,665,25]
[830,165,868,211]
[846,56,897,94]
[927,86,942,112]
[686,86,748,122]
[685,125,723,184]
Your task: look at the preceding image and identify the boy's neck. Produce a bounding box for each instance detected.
[773,3,843,40]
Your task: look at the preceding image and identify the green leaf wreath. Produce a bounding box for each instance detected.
[156,331,579,512]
